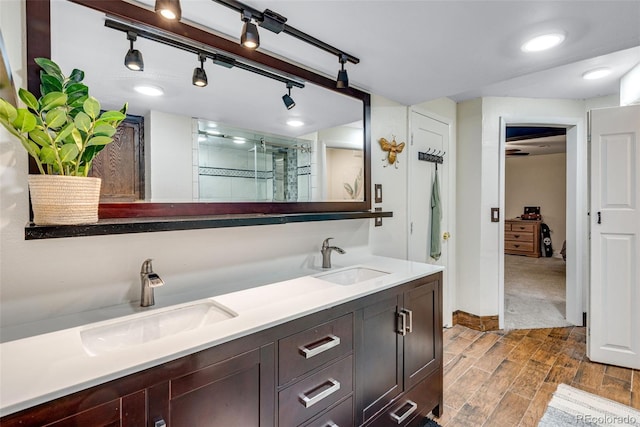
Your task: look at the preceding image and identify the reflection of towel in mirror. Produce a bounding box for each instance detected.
[430,170,441,261]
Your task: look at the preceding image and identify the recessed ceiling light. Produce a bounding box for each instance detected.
[521,33,565,53]
[134,84,164,96]
[582,67,612,80]
[233,137,246,144]
[286,119,305,127]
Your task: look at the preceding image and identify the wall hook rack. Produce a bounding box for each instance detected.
[418,148,445,164]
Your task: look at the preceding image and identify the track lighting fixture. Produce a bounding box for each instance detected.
[192,54,208,87]
[336,54,349,89]
[124,31,144,71]
[282,82,295,110]
[155,0,182,20]
[240,10,260,49]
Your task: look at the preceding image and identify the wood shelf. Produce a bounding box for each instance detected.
[24,211,393,240]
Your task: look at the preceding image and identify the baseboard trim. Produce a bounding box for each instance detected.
[453,310,500,332]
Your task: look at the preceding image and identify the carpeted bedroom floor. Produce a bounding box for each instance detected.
[504,254,572,330]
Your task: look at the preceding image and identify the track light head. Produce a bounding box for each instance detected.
[336,54,348,89]
[192,54,208,87]
[155,0,182,20]
[241,10,260,49]
[282,82,295,110]
[124,32,144,71]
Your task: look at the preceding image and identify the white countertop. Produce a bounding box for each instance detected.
[0,254,443,416]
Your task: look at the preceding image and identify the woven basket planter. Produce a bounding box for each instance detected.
[28,175,101,225]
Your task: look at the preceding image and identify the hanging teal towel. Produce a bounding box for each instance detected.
[430,169,442,260]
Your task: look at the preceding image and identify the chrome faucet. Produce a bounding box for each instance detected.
[321,237,346,268]
[140,259,164,307]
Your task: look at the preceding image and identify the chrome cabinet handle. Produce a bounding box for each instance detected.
[299,378,340,408]
[299,334,341,359]
[397,311,407,336]
[402,308,413,333]
[155,420,167,427]
[390,400,418,424]
[324,422,339,427]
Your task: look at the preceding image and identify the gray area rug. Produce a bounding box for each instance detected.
[539,383,640,426]
[505,254,573,330]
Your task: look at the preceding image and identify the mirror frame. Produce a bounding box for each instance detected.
[26,0,371,218]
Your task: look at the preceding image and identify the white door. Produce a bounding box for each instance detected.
[589,105,640,369]
[408,110,453,326]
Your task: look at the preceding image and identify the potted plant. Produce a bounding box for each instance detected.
[0,58,127,225]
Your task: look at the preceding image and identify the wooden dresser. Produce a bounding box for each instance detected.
[505,219,541,257]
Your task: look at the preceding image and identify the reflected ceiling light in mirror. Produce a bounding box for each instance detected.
[233,136,247,144]
[336,54,349,89]
[155,0,182,20]
[521,32,566,53]
[241,10,260,49]
[286,119,305,127]
[282,82,295,110]
[124,31,144,71]
[192,54,208,87]
[134,84,164,96]
[582,67,612,80]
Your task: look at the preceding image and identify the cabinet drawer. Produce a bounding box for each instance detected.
[279,313,353,385]
[279,355,353,427]
[505,231,534,242]
[510,222,536,232]
[367,370,442,427]
[505,240,534,252]
[504,223,512,232]
[300,396,353,427]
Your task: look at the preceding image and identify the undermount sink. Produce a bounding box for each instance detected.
[316,266,390,286]
[80,300,237,356]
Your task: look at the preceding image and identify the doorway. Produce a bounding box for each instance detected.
[503,126,569,329]
[499,117,587,330]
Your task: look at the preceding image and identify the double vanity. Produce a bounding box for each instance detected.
[0,254,443,426]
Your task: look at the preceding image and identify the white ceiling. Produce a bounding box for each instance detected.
[149,0,640,104]
[53,0,640,134]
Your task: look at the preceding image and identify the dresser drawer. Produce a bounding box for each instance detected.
[505,231,534,242]
[366,369,441,427]
[300,396,353,427]
[510,222,536,232]
[504,222,512,232]
[505,240,534,252]
[279,313,353,385]
[279,355,353,427]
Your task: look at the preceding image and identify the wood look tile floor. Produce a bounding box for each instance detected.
[433,325,640,427]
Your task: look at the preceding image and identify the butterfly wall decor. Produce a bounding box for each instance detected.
[379,136,406,168]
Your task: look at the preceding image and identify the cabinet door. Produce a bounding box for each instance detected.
[149,345,274,427]
[403,278,442,390]
[356,295,403,425]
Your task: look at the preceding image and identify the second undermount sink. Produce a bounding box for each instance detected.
[316,266,390,286]
[80,300,237,356]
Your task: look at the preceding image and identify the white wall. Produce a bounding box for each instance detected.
[505,153,567,255]
[369,94,409,259]
[620,62,640,106]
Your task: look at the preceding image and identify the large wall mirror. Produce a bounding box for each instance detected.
[27,0,371,218]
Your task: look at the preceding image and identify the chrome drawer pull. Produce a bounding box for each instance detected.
[402,308,413,333]
[324,422,339,427]
[397,311,407,336]
[155,420,167,427]
[299,378,341,408]
[299,334,341,359]
[390,400,418,424]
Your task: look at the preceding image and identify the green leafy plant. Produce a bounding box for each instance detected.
[0,58,127,176]
[343,167,364,200]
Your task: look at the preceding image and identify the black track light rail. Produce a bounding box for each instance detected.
[105,18,305,89]
[211,0,360,65]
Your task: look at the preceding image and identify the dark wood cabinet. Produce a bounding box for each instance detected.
[357,276,442,426]
[2,272,442,427]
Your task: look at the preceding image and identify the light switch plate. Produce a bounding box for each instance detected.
[374,184,382,203]
[491,208,500,222]
[375,207,383,227]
